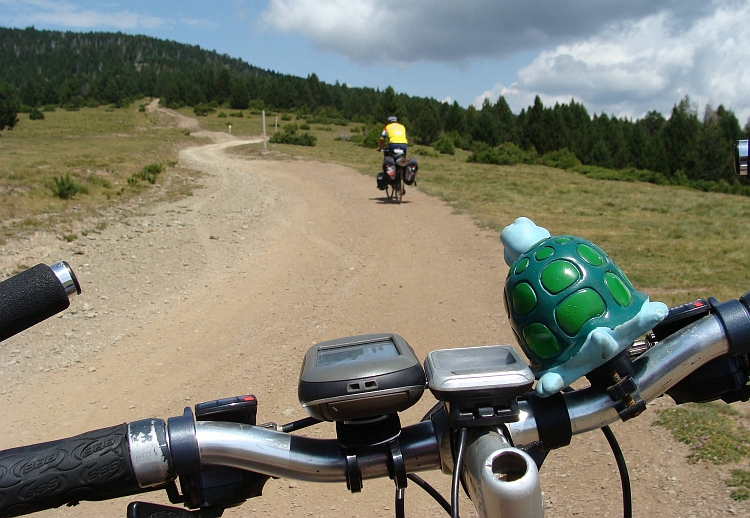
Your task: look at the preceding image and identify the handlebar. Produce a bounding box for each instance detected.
[2,243,750,518]
[1,298,746,518]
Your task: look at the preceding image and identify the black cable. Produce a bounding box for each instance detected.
[395,488,405,518]
[601,425,632,518]
[451,427,468,518]
[407,474,451,515]
[280,416,321,433]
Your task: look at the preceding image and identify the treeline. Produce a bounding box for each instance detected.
[464,96,749,188]
[1,26,748,188]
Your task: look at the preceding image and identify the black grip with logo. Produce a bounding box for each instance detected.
[0,424,142,517]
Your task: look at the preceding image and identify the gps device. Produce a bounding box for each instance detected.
[424,345,534,404]
[298,333,425,422]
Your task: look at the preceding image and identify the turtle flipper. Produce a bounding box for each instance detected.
[534,299,668,397]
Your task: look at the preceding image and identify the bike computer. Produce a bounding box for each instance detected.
[298,333,425,422]
[424,345,534,403]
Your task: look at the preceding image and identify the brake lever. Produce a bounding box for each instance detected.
[127,501,224,518]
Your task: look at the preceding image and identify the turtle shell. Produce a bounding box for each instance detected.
[504,235,647,374]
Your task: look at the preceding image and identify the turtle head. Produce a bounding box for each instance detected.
[501,217,551,266]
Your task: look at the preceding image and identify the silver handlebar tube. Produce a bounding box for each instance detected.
[194,420,442,482]
[508,314,730,446]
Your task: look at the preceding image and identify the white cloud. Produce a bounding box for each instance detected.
[260,0,704,65]
[474,3,750,122]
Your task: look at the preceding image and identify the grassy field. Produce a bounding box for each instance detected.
[0,100,195,244]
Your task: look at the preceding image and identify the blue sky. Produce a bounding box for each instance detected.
[2,0,750,124]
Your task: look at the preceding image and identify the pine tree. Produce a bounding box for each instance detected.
[375,86,402,123]
[0,82,19,133]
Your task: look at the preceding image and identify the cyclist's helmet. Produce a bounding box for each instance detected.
[386,116,398,123]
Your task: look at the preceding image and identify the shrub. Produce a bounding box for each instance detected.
[51,174,88,199]
[281,113,292,121]
[468,142,537,166]
[139,163,163,184]
[29,108,44,120]
[18,104,34,114]
[129,163,164,185]
[229,111,243,118]
[540,148,582,170]
[194,104,215,116]
[360,126,382,148]
[269,125,317,146]
[218,112,227,118]
[299,122,310,130]
[449,131,471,150]
[433,135,455,155]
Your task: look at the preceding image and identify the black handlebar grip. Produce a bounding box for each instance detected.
[0,263,79,342]
[0,424,142,517]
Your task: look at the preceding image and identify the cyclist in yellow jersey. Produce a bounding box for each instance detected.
[376,116,408,180]
[376,115,408,155]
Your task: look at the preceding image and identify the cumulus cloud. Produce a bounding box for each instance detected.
[261,0,707,65]
[263,0,750,121]
[475,2,750,121]
[0,0,164,31]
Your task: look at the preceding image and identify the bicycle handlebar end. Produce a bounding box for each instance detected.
[50,261,81,297]
[711,296,750,357]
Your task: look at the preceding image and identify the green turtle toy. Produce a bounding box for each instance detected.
[501,217,668,397]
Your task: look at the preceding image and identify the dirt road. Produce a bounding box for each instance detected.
[1,110,748,517]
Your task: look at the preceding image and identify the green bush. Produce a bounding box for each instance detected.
[229,111,243,118]
[51,174,88,199]
[194,104,215,116]
[468,142,538,166]
[29,108,44,120]
[299,122,310,130]
[269,125,317,146]
[281,113,292,121]
[540,148,582,169]
[433,135,455,155]
[218,112,227,118]
[129,163,164,185]
[360,126,382,148]
[18,104,34,114]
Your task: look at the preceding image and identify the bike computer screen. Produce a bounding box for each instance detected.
[298,333,425,422]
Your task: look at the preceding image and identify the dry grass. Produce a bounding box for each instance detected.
[0,100,195,242]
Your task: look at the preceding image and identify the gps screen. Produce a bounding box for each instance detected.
[317,339,399,368]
